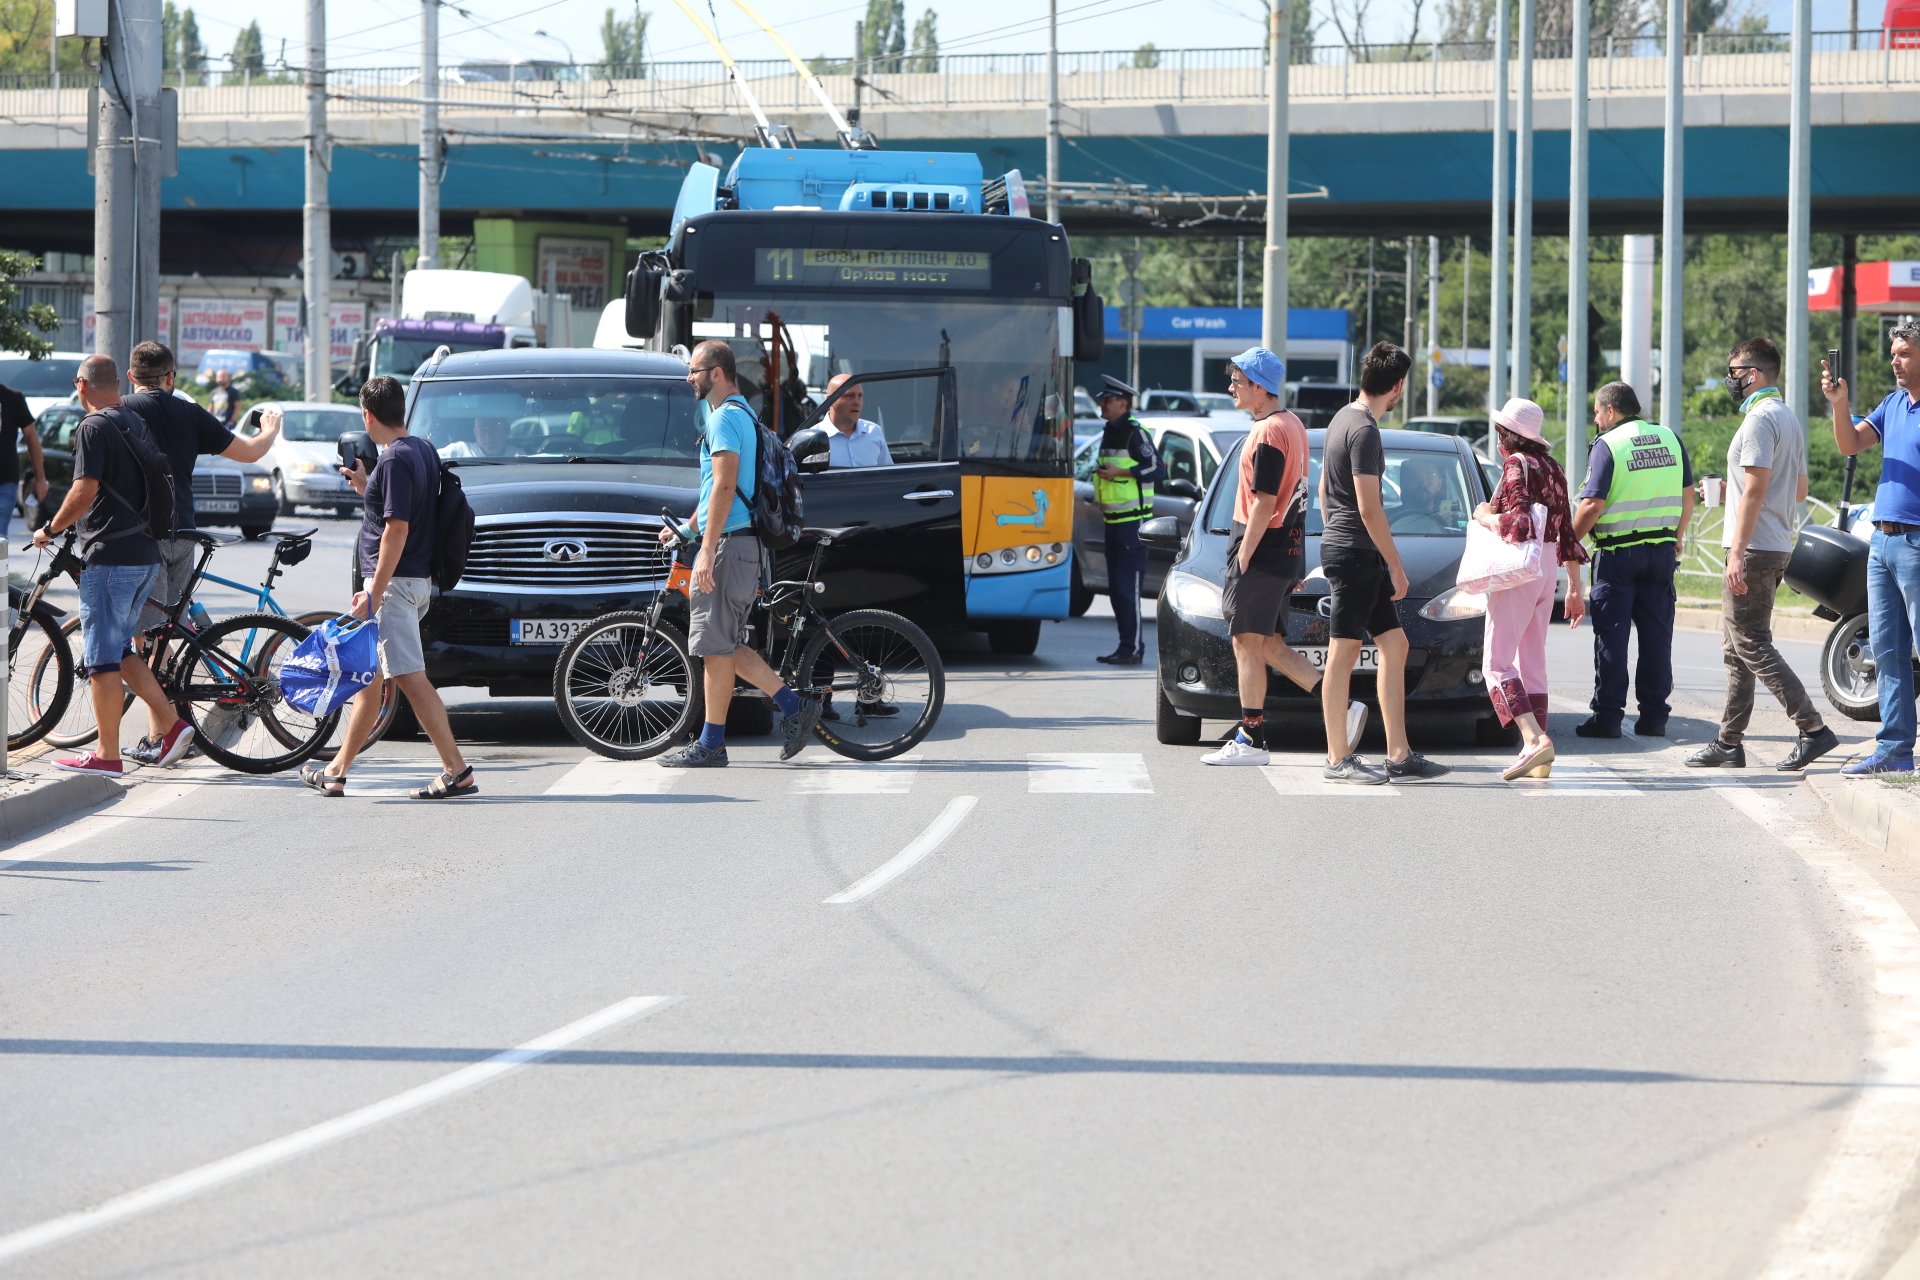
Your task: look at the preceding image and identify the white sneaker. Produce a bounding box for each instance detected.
[1202,733,1270,766]
[1346,700,1369,755]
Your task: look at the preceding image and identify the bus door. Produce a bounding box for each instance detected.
[785,367,965,631]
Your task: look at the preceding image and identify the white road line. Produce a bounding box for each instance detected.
[1548,695,1639,740]
[1510,756,1643,796]
[544,758,684,796]
[0,996,674,1266]
[1719,779,1920,1279]
[0,772,212,871]
[1027,753,1152,794]
[824,795,976,905]
[1261,763,1403,797]
[789,753,921,794]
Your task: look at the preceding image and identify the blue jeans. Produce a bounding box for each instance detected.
[1588,541,1677,727]
[1867,529,1920,759]
[1105,520,1149,654]
[77,563,161,677]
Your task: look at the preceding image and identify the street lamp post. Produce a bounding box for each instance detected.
[1659,0,1685,433]
[1566,0,1590,485]
[1262,0,1289,370]
[1488,0,1510,417]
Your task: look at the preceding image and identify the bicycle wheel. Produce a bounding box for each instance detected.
[258,613,400,752]
[172,611,339,774]
[8,608,73,750]
[39,617,133,749]
[553,613,701,759]
[797,609,944,761]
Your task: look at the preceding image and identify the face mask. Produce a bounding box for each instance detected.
[1724,368,1753,398]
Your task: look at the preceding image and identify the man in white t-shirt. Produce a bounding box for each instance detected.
[1686,336,1837,771]
[440,416,522,459]
[822,374,893,468]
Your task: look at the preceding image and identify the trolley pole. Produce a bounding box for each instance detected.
[418,0,441,268]
[1510,0,1534,403]
[1566,0,1590,485]
[304,0,331,401]
[1262,0,1289,368]
[1045,0,1060,225]
[1488,0,1510,417]
[1659,0,1685,433]
[1786,0,1812,425]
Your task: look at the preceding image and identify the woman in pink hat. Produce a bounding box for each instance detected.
[1474,397,1588,780]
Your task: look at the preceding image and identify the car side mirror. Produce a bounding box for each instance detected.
[1139,515,1183,550]
[787,425,832,474]
[1162,478,1201,502]
[624,262,663,339]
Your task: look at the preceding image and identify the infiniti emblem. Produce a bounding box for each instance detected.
[1316,595,1334,618]
[543,538,589,564]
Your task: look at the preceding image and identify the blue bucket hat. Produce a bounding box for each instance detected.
[1231,347,1286,396]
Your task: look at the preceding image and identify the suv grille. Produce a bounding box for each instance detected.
[462,519,673,589]
[192,472,243,496]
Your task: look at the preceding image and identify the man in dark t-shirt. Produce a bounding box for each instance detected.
[0,379,51,532]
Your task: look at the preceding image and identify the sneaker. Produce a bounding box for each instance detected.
[51,752,124,778]
[1345,699,1369,755]
[1777,726,1841,772]
[1385,751,1452,781]
[1635,717,1669,736]
[778,694,824,761]
[124,735,162,766]
[1685,740,1746,768]
[1842,753,1913,777]
[154,718,196,767]
[1202,730,1270,766]
[1096,649,1144,665]
[1323,753,1387,785]
[1574,717,1622,739]
[660,741,728,768]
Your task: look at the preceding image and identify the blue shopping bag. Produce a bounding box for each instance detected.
[279,616,381,716]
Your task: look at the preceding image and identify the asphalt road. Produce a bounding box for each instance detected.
[0,524,1910,1277]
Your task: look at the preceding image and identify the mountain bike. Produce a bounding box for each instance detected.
[552,523,944,761]
[6,534,83,750]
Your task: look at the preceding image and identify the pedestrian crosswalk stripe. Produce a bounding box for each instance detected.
[340,759,440,798]
[1511,756,1642,795]
[1027,753,1152,794]
[1260,762,1403,797]
[544,758,683,796]
[789,753,921,794]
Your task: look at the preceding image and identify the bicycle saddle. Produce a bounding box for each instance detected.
[801,526,860,543]
[177,529,245,549]
[265,527,319,542]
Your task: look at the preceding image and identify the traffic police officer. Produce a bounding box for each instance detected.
[1092,375,1166,664]
[1570,380,1695,737]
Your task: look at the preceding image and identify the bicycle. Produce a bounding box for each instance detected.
[11,528,339,772]
[552,522,944,761]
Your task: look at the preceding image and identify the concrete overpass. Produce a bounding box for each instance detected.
[1,37,1917,275]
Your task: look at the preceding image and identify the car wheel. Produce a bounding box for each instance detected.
[273,472,297,517]
[1821,613,1882,722]
[1156,685,1202,745]
[1070,560,1094,617]
[1475,715,1520,747]
[987,619,1042,655]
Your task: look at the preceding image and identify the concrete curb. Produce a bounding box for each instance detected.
[0,770,126,845]
[1804,766,1920,856]
[1674,605,1831,644]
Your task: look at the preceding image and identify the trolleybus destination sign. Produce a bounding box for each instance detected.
[755,248,991,290]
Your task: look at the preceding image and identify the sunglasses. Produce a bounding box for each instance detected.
[1726,365,1760,378]
[688,365,720,375]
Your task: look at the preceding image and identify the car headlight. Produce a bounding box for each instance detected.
[1165,570,1225,620]
[1418,585,1488,621]
[292,460,322,474]
[250,476,273,492]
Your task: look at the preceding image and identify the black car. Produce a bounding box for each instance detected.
[1147,428,1512,747]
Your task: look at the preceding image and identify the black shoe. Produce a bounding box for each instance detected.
[1634,718,1668,736]
[1777,726,1841,771]
[855,701,899,718]
[1574,717,1622,739]
[660,741,728,768]
[1685,740,1746,768]
[779,694,824,761]
[1096,649,1144,665]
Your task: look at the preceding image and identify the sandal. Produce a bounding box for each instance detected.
[300,762,345,796]
[413,764,478,799]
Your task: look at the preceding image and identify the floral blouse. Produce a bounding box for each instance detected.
[1491,450,1589,566]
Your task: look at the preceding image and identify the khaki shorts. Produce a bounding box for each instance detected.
[688,534,763,657]
[139,537,199,633]
[376,576,432,678]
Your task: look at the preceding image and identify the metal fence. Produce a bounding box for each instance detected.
[2,33,1917,121]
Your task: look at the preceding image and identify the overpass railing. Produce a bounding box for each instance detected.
[3,33,1917,123]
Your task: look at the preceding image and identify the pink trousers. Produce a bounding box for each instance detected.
[1482,564,1557,726]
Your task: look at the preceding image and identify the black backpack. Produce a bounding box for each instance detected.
[89,406,177,549]
[432,460,476,591]
[726,398,804,551]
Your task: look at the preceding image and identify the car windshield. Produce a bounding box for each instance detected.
[274,408,362,442]
[1209,429,1248,456]
[409,376,702,465]
[0,357,81,396]
[1206,441,1474,537]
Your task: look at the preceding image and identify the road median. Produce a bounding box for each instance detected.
[0,767,127,846]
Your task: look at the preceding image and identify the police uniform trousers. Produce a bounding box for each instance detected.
[1105,519,1149,656]
[1588,541,1677,728]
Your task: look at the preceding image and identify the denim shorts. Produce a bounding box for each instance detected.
[78,562,162,676]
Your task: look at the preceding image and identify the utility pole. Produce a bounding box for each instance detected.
[1045,0,1059,224]
[1236,237,1245,310]
[1402,236,1416,422]
[853,21,863,117]
[1365,237,1375,353]
[1842,234,1859,396]
[1511,0,1534,403]
[1566,0,1590,485]
[418,0,441,269]
[1261,0,1289,371]
[94,0,163,371]
[1659,0,1685,432]
[1786,0,1812,426]
[1123,241,1145,390]
[1488,0,1509,417]
[1427,236,1440,416]
[304,0,331,401]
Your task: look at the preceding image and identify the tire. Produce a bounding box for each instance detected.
[1156,685,1202,745]
[273,472,297,517]
[1070,560,1094,617]
[553,613,702,759]
[1822,613,1882,722]
[799,609,944,761]
[1476,715,1521,747]
[726,696,776,736]
[40,616,133,749]
[171,611,339,773]
[8,608,73,750]
[987,618,1042,656]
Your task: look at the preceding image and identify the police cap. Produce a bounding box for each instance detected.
[1094,375,1136,401]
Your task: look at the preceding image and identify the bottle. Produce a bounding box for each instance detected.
[188,600,212,632]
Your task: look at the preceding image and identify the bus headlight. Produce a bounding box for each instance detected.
[1418,586,1488,621]
[1166,571,1225,620]
[1000,549,1016,565]
[1025,545,1042,562]
[975,553,993,569]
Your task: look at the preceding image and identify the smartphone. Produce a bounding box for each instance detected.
[1828,348,1842,378]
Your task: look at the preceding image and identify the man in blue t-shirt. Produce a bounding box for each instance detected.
[656,339,819,768]
[1826,325,1920,774]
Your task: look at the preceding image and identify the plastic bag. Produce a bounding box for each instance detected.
[1457,503,1548,594]
[278,616,381,716]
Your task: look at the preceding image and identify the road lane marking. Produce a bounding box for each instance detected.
[824,795,976,905]
[543,759,683,796]
[0,996,674,1266]
[789,752,922,794]
[1716,779,1920,1279]
[1510,756,1643,796]
[1260,763,1403,797]
[1027,753,1152,794]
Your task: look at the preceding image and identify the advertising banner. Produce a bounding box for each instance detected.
[79,296,174,355]
[536,236,611,311]
[273,301,368,366]
[177,297,270,364]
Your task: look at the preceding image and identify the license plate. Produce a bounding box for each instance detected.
[510,618,591,645]
[1296,646,1381,670]
[195,498,240,513]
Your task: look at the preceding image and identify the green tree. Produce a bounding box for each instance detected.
[1132,42,1160,68]
[862,0,905,72]
[598,5,648,73]
[0,250,60,360]
[908,9,938,72]
[179,7,205,77]
[227,19,263,79]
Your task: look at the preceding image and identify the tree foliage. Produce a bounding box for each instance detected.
[908,10,938,72]
[599,5,648,73]
[862,0,906,71]
[227,20,263,75]
[161,3,206,75]
[0,251,60,361]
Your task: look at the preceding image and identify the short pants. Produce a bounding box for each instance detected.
[140,536,199,632]
[689,533,763,658]
[375,576,432,678]
[1222,530,1303,637]
[78,562,162,677]
[1322,549,1402,642]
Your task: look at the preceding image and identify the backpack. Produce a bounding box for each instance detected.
[87,406,177,551]
[431,460,476,591]
[718,396,803,551]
